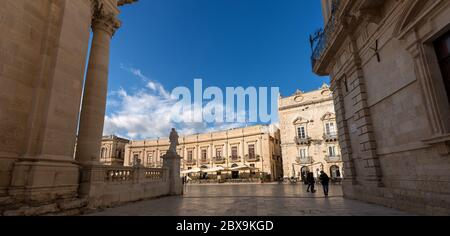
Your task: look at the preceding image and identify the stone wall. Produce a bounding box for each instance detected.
[313,0,450,215]
[1,166,174,216]
[0,0,91,202]
[80,166,171,209]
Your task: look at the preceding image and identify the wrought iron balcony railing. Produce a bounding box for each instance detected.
[245,154,261,162]
[296,156,313,165]
[213,157,226,164]
[323,132,338,141]
[185,159,196,165]
[310,0,343,68]
[325,155,342,163]
[230,156,242,162]
[294,136,312,145]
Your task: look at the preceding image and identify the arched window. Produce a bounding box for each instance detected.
[330,165,341,179]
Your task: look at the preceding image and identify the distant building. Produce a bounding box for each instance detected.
[278,84,343,181]
[100,135,130,166]
[124,125,283,181]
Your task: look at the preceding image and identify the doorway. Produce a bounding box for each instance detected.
[434,30,450,103]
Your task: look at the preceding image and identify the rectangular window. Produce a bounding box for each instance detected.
[434,30,450,104]
[132,154,139,165]
[325,122,336,135]
[231,146,238,160]
[147,153,153,165]
[328,146,336,157]
[216,149,222,158]
[299,149,307,158]
[187,151,193,161]
[201,149,207,160]
[248,144,255,159]
[297,126,306,139]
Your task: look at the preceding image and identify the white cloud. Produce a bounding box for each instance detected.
[104,65,247,140]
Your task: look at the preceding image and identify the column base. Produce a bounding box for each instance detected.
[8,158,80,204]
[78,164,107,200]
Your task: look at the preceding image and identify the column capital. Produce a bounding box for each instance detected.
[92,0,121,36]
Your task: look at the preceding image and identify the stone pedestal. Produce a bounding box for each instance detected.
[8,158,80,204]
[162,151,183,196]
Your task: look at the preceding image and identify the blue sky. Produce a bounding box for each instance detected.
[103,0,328,139]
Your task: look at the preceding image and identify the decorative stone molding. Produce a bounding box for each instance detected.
[423,134,450,156]
[91,0,121,36]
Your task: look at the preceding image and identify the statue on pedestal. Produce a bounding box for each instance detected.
[169,128,179,153]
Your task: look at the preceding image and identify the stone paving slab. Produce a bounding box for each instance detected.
[87,184,412,216]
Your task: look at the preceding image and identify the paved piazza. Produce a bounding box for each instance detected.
[87,184,411,216]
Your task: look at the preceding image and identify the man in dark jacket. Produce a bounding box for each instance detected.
[319,171,330,196]
[306,172,315,193]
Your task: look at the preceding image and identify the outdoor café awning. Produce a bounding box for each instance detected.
[181,168,201,174]
[229,164,259,171]
[202,166,227,173]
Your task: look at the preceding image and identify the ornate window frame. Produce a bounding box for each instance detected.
[395,0,450,155]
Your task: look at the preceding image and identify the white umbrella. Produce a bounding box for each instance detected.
[230,164,258,171]
[202,166,227,173]
[181,167,201,174]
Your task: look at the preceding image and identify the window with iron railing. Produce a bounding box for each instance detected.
[248,144,255,159]
[201,149,207,161]
[231,146,238,160]
[187,150,193,161]
[216,149,222,158]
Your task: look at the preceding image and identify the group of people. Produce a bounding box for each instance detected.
[304,171,330,197]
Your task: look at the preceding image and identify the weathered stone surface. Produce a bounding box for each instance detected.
[57,199,88,211]
[314,0,450,215]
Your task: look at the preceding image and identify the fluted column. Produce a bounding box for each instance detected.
[75,11,120,165]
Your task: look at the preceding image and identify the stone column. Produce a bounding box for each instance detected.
[77,7,121,199]
[75,12,120,165]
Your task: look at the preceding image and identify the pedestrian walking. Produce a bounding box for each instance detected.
[319,171,330,197]
[306,172,316,193]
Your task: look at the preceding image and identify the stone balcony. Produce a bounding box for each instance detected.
[200,158,210,164]
[311,0,386,75]
[245,155,261,162]
[213,157,226,164]
[323,132,338,142]
[184,159,196,165]
[230,156,242,163]
[296,156,313,165]
[325,155,342,163]
[294,137,312,145]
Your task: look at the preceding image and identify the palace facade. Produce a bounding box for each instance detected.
[312,0,450,215]
[278,84,343,181]
[124,125,283,181]
[100,135,130,166]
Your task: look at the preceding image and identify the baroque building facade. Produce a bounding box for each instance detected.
[312,0,450,215]
[278,85,343,181]
[100,135,130,166]
[124,125,283,181]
